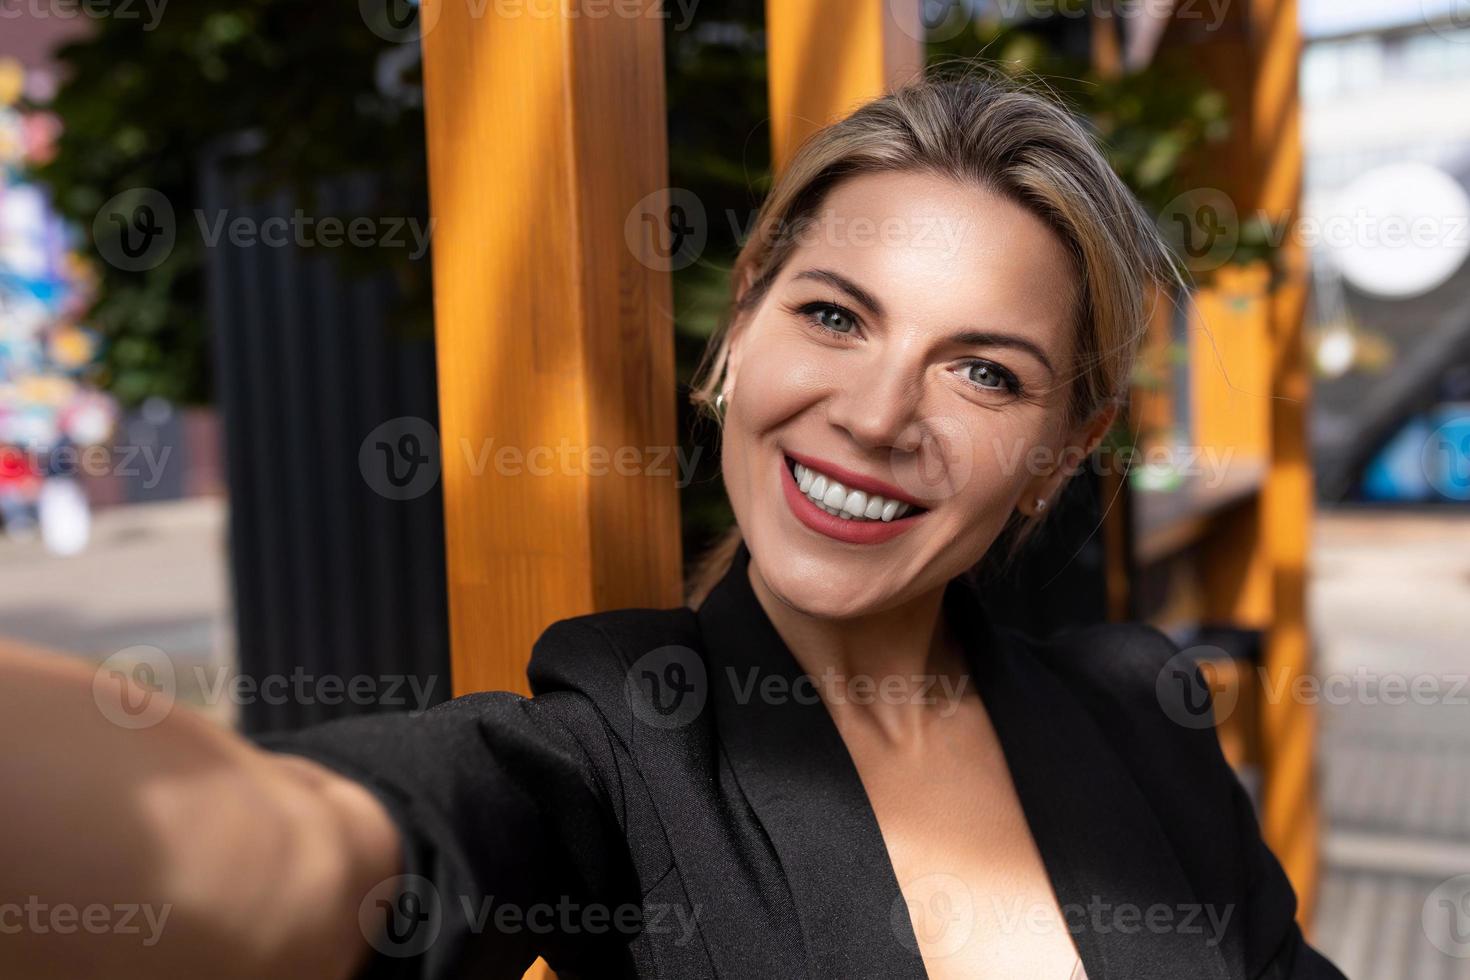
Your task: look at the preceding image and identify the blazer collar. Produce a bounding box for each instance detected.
[696,540,1231,980]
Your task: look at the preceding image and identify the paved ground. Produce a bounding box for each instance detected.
[0,496,237,724]
[1310,510,1470,979]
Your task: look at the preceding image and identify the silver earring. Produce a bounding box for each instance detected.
[714,391,727,418]
[1034,497,1048,513]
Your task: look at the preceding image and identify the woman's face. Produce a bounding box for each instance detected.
[720,170,1110,619]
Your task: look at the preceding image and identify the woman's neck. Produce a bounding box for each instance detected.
[745,558,975,740]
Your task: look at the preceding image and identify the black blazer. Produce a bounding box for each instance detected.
[256,540,1347,980]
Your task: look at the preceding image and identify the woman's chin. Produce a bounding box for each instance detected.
[754,557,896,622]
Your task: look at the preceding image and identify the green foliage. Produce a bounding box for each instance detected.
[27,2,431,407]
[928,14,1230,217]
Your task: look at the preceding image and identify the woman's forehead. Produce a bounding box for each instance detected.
[777,170,1080,345]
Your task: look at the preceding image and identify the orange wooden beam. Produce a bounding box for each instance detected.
[765,0,926,176]
[420,3,684,975]
[421,0,683,704]
[1167,0,1321,927]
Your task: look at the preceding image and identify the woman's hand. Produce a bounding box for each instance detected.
[0,641,402,980]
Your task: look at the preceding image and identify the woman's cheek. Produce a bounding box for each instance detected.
[739,336,831,423]
[952,415,1048,512]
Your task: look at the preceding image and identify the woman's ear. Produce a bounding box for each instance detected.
[1017,404,1119,516]
[722,273,760,400]
[722,319,747,402]
[1075,403,1119,460]
[732,264,757,306]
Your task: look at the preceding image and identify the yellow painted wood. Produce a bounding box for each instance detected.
[765,0,926,175]
[1166,0,1321,928]
[420,0,683,702]
[1191,263,1272,466]
[419,5,684,975]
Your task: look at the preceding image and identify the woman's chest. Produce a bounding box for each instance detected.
[836,700,1084,980]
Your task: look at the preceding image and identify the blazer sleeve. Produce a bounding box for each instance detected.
[1161,636,1348,980]
[1035,623,1349,980]
[1215,737,1346,980]
[248,676,638,980]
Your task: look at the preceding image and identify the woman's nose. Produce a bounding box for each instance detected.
[822,353,926,454]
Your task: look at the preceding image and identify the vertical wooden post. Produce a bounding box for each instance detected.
[419,4,683,694]
[1251,0,1319,928]
[1175,0,1320,926]
[765,0,926,175]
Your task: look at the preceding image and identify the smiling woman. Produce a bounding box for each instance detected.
[0,67,1346,980]
[684,71,1179,615]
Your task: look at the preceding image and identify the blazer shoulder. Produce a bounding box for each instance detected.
[526,604,703,707]
[1019,619,1195,724]
[1011,619,1238,803]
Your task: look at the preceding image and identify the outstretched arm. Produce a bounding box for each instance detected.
[0,642,402,980]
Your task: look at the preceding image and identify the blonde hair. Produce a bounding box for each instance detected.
[684,66,1175,607]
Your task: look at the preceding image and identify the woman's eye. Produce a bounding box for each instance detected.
[963,361,1018,393]
[810,304,856,334]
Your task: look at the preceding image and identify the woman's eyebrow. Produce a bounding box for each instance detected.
[792,268,886,318]
[791,267,1056,378]
[949,331,1057,378]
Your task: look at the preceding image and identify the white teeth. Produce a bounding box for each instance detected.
[790,460,919,523]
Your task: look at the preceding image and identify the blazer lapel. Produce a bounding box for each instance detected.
[944,571,1234,980]
[699,541,1232,980]
[698,541,928,979]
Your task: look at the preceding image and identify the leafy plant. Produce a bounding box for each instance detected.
[26,3,432,407]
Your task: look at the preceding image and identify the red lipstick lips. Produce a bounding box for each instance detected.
[780,452,927,545]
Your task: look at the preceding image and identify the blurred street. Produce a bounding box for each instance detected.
[1312,510,1470,978]
[0,497,235,723]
